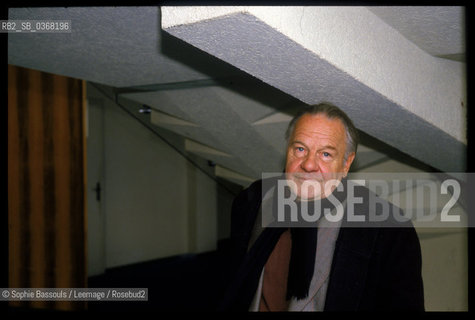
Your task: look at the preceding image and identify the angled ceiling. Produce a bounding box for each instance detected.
[7,6,241,87]
[8,6,467,186]
[368,6,465,61]
[161,6,466,173]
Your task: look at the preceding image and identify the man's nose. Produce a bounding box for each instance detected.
[301,153,319,172]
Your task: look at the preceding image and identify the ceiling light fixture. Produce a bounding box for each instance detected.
[139,105,151,114]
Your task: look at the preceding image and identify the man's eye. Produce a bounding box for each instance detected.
[322,152,331,157]
[296,147,305,152]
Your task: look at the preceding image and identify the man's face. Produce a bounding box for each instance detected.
[285,113,355,200]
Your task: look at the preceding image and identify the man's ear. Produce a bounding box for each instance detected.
[343,152,356,176]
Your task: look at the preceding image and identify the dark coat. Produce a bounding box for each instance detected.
[218,178,425,311]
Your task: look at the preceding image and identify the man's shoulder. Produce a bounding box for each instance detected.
[344,179,414,229]
[233,179,262,206]
[233,175,283,206]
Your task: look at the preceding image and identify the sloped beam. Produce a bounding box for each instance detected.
[252,112,293,125]
[161,6,466,172]
[151,109,199,127]
[215,165,254,187]
[119,85,285,178]
[185,139,232,158]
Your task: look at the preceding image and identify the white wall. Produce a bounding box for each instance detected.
[86,96,106,276]
[87,84,233,272]
[186,163,217,253]
[419,229,468,311]
[104,97,187,267]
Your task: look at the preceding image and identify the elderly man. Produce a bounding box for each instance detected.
[218,103,424,311]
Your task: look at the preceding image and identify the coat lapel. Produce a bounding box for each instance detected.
[323,182,382,311]
[323,225,379,311]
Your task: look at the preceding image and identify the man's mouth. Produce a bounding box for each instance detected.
[289,173,324,182]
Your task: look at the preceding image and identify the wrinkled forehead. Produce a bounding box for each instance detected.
[291,113,347,146]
